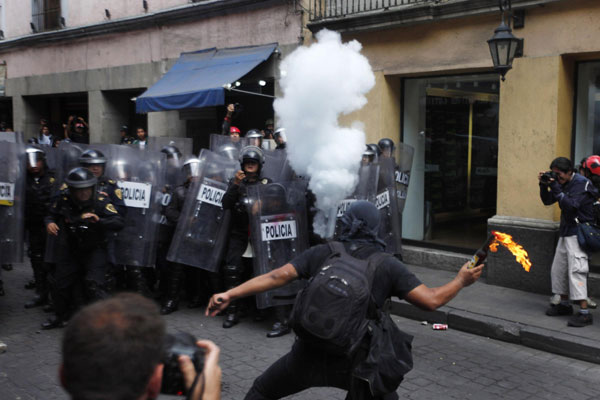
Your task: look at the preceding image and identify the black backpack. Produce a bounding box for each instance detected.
[290,241,389,355]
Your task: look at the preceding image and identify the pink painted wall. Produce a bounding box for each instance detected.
[0,4,302,79]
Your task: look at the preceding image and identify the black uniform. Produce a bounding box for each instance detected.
[156,185,176,300]
[45,190,124,321]
[245,242,422,400]
[24,167,56,305]
[221,175,271,321]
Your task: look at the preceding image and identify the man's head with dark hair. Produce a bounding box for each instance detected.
[136,127,147,141]
[338,200,386,248]
[61,293,166,400]
[549,157,573,173]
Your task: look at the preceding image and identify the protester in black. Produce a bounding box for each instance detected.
[207,201,483,399]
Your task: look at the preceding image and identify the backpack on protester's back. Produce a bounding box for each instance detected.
[290,241,387,355]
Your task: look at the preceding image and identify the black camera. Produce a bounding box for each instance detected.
[160,332,205,396]
[540,171,558,185]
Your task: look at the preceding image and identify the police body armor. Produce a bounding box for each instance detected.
[103,145,166,267]
[247,180,309,309]
[0,141,26,264]
[167,149,238,271]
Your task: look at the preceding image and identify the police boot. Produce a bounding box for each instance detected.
[25,261,49,308]
[223,305,240,328]
[128,266,151,298]
[41,316,68,330]
[161,264,184,315]
[267,306,291,338]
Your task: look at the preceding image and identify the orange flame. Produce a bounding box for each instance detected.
[489,231,532,272]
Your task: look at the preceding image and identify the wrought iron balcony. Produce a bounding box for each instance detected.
[308,0,449,21]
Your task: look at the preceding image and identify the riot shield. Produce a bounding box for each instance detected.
[261,149,294,183]
[331,163,380,239]
[392,143,414,213]
[0,141,26,264]
[209,133,249,161]
[247,180,309,309]
[376,157,402,254]
[104,145,166,267]
[167,149,239,271]
[147,137,193,158]
[0,131,24,143]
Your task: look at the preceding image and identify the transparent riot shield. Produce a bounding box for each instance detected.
[0,141,26,264]
[247,180,309,309]
[209,133,249,161]
[147,137,194,158]
[0,131,24,143]
[262,149,294,183]
[392,143,414,213]
[104,145,166,267]
[330,163,380,239]
[376,158,402,254]
[167,149,239,271]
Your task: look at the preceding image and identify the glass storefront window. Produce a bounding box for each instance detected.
[403,74,499,250]
[574,62,600,166]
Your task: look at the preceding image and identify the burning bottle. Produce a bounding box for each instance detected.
[466,234,496,269]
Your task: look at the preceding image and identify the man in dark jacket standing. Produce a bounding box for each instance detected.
[206,201,483,399]
[539,157,597,327]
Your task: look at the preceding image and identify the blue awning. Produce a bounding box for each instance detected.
[136,43,278,113]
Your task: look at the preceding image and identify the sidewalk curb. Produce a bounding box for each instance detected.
[390,300,600,365]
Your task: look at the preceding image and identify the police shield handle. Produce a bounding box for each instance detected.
[466,234,495,269]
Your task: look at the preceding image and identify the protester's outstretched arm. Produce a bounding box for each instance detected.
[405,262,483,311]
[179,340,221,400]
[206,263,298,316]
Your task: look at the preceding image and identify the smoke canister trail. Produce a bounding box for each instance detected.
[274,29,375,237]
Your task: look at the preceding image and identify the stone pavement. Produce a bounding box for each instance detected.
[2,260,600,399]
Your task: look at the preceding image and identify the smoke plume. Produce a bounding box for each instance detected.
[274,29,375,237]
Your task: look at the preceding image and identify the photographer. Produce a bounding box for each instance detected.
[64,116,90,144]
[539,157,597,327]
[61,293,222,400]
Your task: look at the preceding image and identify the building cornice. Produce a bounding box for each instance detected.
[0,0,286,52]
[307,0,565,34]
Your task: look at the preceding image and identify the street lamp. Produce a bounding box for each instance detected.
[487,0,523,81]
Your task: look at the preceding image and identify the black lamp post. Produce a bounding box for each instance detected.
[487,0,523,81]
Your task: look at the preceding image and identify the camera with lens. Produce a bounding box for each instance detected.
[540,171,558,185]
[160,332,205,395]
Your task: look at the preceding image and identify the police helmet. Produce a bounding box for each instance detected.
[239,146,265,169]
[26,146,46,168]
[273,128,287,142]
[246,129,263,147]
[79,149,107,165]
[27,137,39,144]
[183,157,201,179]
[216,144,238,161]
[367,143,381,157]
[378,138,395,152]
[362,147,376,164]
[65,167,97,189]
[161,145,182,160]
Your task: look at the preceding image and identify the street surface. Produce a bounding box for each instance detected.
[1,262,600,400]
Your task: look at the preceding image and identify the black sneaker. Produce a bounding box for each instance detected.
[546,303,573,316]
[568,312,593,327]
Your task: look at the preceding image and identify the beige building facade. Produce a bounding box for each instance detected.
[310,0,600,294]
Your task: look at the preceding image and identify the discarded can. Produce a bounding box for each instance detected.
[432,323,448,330]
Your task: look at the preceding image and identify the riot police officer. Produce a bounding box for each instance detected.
[24,146,56,309]
[220,146,271,328]
[378,138,395,159]
[43,167,124,329]
[161,158,203,315]
[246,129,263,148]
[155,145,183,301]
[273,128,287,151]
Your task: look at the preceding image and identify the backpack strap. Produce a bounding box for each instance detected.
[327,241,346,256]
[365,252,394,319]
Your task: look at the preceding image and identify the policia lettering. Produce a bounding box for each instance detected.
[197,183,226,207]
[261,220,298,241]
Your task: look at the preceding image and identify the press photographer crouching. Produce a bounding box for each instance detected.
[539,157,597,327]
[60,293,221,400]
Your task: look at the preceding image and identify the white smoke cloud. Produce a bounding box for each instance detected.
[274,29,375,237]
